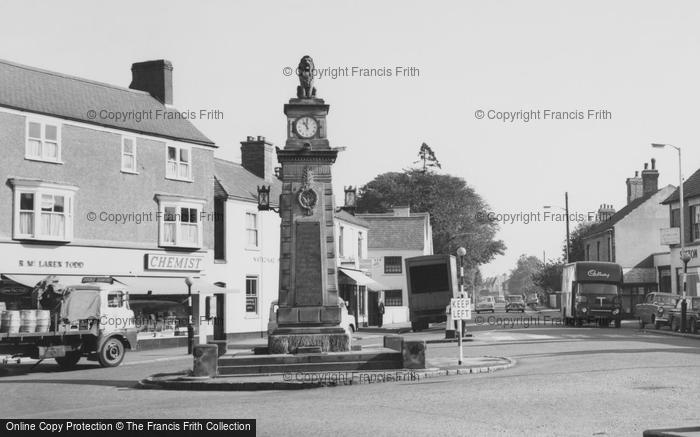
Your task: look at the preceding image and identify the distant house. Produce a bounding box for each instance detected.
[660,166,700,297]
[356,206,433,325]
[582,159,675,316]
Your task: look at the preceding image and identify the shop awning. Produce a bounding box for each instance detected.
[114,276,240,295]
[1,274,88,288]
[338,268,388,291]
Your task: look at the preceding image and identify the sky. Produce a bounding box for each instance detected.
[2,0,700,277]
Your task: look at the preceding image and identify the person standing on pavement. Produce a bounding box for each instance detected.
[377,298,385,328]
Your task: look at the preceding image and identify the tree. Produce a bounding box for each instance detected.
[414,142,441,173]
[566,221,595,262]
[533,258,565,291]
[508,254,543,294]
[356,169,505,267]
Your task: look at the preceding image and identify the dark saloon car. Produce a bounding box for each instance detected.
[635,292,679,329]
[505,295,525,313]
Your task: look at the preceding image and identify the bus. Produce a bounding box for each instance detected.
[561,261,623,328]
[405,255,459,332]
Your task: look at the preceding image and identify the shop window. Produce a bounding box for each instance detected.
[384,256,402,274]
[339,226,345,257]
[166,144,192,181]
[246,276,258,314]
[121,137,137,173]
[692,206,700,241]
[12,180,76,242]
[246,212,259,248]
[26,119,61,163]
[156,195,204,248]
[384,289,403,306]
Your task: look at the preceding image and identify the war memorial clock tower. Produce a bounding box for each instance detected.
[268,56,350,353]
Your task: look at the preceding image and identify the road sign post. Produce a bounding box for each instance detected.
[451,297,471,365]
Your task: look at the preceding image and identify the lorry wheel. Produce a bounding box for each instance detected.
[55,351,82,370]
[98,338,125,367]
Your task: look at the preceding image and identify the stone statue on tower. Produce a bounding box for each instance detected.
[297,55,317,99]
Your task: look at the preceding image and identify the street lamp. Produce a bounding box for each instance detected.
[543,191,571,263]
[256,185,279,213]
[184,276,194,354]
[456,246,467,364]
[652,143,688,331]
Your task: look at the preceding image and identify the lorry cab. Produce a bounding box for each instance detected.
[56,278,138,367]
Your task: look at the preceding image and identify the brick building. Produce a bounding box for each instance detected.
[661,166,700,296]
[0,58,230,348]
[582,159,675,316]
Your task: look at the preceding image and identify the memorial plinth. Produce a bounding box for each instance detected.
[268,69,350,353]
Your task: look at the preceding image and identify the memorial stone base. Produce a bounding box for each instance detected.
[268,327,350,354]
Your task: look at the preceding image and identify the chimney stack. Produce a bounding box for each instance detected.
[392,205,411,217]
[641,158,659,196]
[241,136,275,181]
[597,204,616,222]
[129,60,173,105]
[626,170,643,204]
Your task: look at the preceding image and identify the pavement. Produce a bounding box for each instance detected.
[137,354,516,391]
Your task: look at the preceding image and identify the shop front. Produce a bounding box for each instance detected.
[621,268,658,317]
[338,267,388,328]
[0,244,233,349]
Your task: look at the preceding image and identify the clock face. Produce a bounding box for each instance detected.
[295,116,318,138]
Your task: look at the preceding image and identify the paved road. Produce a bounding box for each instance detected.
[1,323,699,437]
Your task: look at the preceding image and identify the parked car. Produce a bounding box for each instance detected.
[505,295,525,313]
[267,300,356,335]
[475,296,496,314]
[667,296,700,333]
[635,292,679,329]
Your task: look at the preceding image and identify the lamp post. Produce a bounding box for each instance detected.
[456,247,467,364]
[184,276,194,354]
[543,191,571,263]
[652,143,687,331]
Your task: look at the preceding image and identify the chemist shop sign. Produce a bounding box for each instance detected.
[145,254,204,272]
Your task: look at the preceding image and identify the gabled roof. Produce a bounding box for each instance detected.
[583,192,656,238]
[662,167,700,204]
[0,58,214,146]
[214,158,282,205]
[335,210,370,228]
[356,212,430,250]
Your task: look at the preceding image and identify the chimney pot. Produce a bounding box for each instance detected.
[247,136,254,141]
[644,163,648,170]
[651,158,656,169]
[257,136,265,141]
[635,171,639,177]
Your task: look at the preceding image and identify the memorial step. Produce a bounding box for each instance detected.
[217,359,403,375]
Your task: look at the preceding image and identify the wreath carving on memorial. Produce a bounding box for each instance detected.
[297,166,318,215]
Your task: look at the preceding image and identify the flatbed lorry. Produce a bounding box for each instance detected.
[0,277,137,369]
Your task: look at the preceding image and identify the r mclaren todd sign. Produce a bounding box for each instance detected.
[146,254,203,271]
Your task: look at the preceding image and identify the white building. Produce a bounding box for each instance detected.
[209,137,281,340]
[356,206,433,325]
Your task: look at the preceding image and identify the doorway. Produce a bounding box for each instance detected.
[214,293,225,340]
[368,291,379,326]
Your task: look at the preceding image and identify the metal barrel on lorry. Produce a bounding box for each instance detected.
[35,310,50,332]
[19,310,37,333]
[1,310,20,333]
